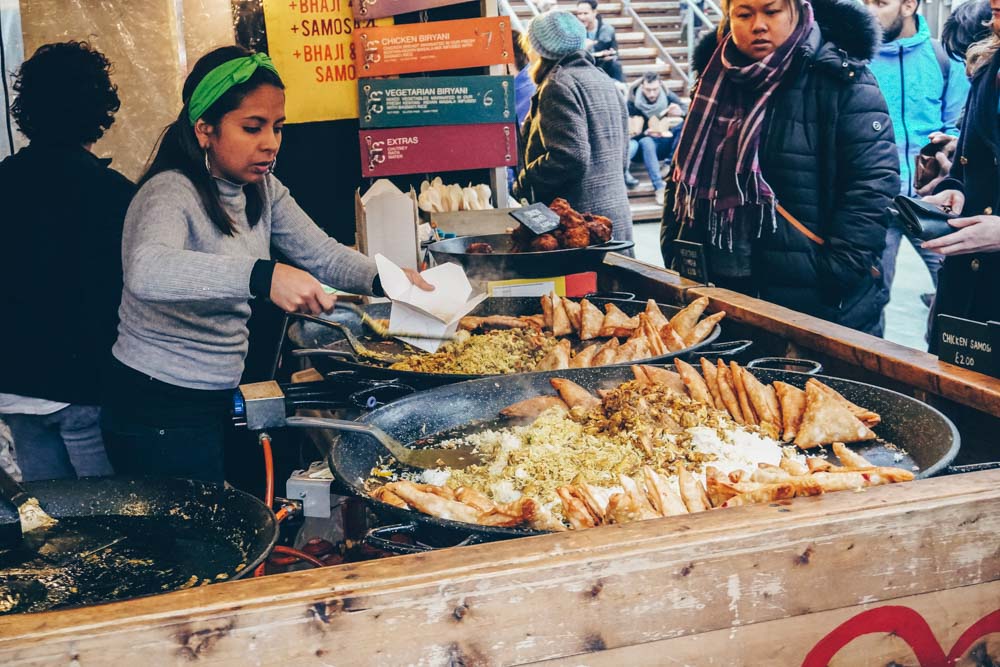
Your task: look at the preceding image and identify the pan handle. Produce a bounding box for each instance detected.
[593,239,635,254]
[290,348,359,362]
[746,357,824,375]
[364,523,429,554]
[364,523,487,554]
[584,291,636,301]
[683,339,753,361]
[349,384,416,411]
[944,462,1000,475]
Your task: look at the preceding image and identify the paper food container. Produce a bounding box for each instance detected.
[355,180,420,270]
[375,254,487,352]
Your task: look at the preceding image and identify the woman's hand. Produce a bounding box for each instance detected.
[403,268,435,291]
[926,132,958,153]
[922,215,1000,255]
[270,263,336,315]
[921,189,965,215]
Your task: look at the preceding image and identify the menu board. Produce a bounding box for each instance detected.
[263,0,391,122]
[360,123,517,177]
[353,0,473,20]
[359,75,515,128]
[355,17,514,77]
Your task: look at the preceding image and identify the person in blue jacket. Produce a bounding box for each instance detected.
[864,0,970,304]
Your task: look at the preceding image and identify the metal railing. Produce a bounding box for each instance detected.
[499,0,528,34]
[621,0,692,87]
[680,0,723,76]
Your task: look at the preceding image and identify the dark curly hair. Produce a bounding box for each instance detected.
[10,41,120,145]
[942,0,992,62]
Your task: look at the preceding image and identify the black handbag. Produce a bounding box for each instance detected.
[890,195,958,241]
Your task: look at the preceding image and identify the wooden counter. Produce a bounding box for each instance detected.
[1,257,998,665]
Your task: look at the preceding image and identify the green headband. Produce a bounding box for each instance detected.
[187,53,279,126]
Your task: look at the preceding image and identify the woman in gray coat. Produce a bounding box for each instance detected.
[512,11,633,245]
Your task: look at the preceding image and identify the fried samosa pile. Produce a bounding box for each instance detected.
[556,442,914,529]
[670,358,880,448]
[459,295,724,371]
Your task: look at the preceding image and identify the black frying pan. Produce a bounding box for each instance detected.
[0,477,277,614]
[287,296,732,388]
[317,362,960,544]
[426,234,635,280]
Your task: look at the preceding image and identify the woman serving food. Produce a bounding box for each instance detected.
[101,46,430,482]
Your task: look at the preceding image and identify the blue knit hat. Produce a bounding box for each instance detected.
[528,11,586,61]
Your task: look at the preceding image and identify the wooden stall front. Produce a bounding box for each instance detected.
[1,257,998,666]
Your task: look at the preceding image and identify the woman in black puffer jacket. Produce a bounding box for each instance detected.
[660,0,899,336]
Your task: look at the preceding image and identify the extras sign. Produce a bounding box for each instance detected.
[360,123,517,177]
[802,606,1000,666]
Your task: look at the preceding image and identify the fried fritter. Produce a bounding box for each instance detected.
[583,213,613,244]
[556,224,591,248]
[467,242,494,254]
[528,233,560,252]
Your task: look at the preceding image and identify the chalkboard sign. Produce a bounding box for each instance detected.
[508,203,561,235]
[935,314,994,375]
[672,240,708,284]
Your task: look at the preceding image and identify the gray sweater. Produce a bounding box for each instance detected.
[113,170,377,390]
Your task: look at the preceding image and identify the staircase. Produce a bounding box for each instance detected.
[505,0,701,222]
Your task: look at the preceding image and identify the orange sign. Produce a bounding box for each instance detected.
[355,17,514,77]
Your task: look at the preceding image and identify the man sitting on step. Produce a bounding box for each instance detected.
[624,71,686,206]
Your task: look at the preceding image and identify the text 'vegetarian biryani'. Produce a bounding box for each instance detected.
[370,360,916,531]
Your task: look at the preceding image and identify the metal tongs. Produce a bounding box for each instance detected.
[291,312,407,364]
[286,304,458,365]
[333,301,458,343]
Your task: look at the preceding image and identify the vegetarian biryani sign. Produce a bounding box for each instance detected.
[263,0,392,123]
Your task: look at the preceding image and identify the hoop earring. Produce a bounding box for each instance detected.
[204,148,212,175]
[267,156,277,174]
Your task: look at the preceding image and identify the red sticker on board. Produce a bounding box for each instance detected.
[801,606,1000,666]
[359,123,517,177]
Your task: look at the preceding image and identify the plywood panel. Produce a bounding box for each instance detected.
[19,0,234,181]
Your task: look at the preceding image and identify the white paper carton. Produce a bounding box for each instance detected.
[355,180,420,270]
[375,254,487,353]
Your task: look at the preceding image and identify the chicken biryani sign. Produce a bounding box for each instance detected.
[263,0,391,123]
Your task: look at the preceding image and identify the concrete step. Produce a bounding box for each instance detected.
[630,201,665,222]
[630,1,682,11]
[616,30,684,44]
[618,45,689,60]
[622,62,688,81]
[607,15,684,29]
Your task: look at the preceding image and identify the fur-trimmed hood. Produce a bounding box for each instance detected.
[692,0,882,78]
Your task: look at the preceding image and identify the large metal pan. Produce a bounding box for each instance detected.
[287,296,735,388]
[314,361,960,546]
[426,234,635,280]
[0,477,277,614]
